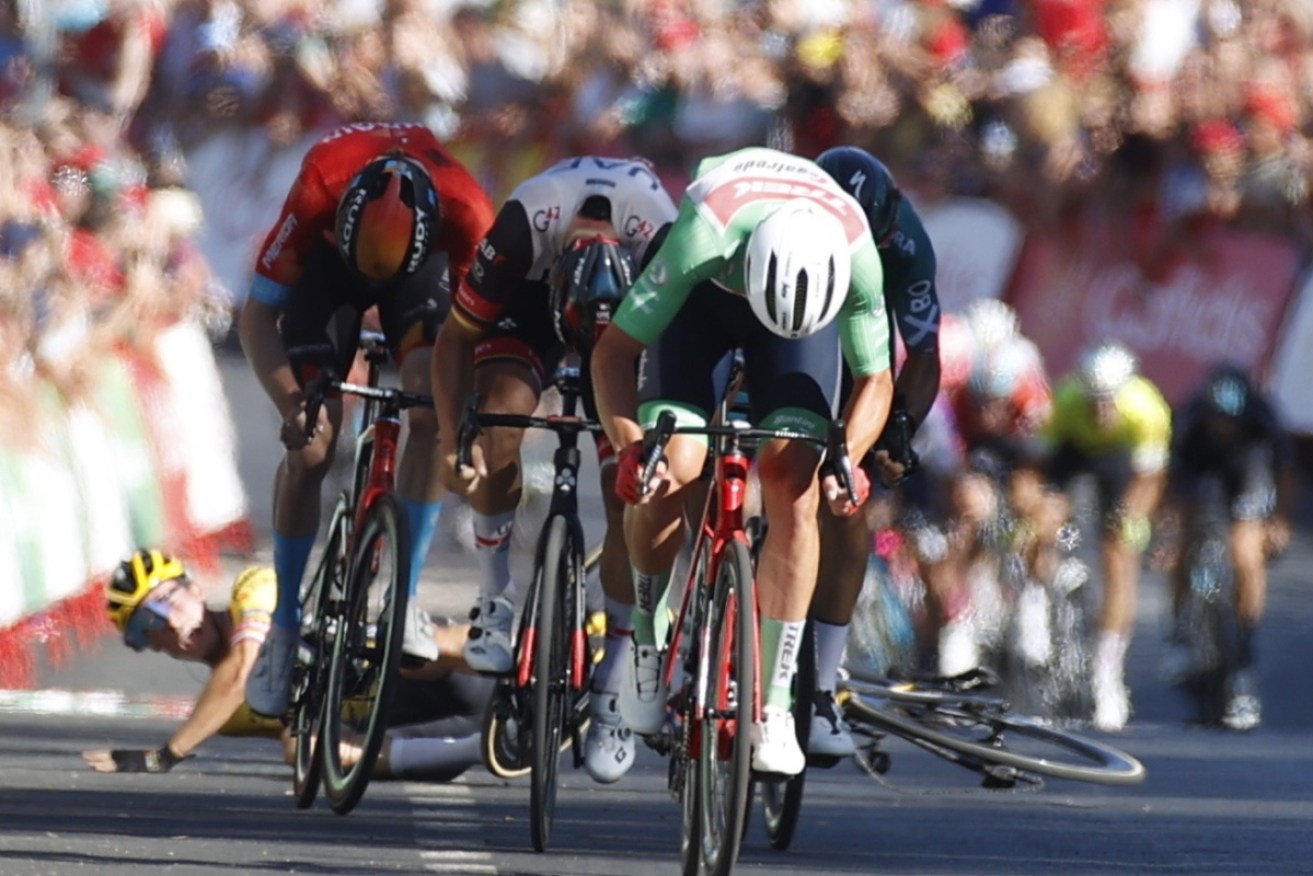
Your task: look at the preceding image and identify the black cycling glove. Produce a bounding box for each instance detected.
[110,745,188,773]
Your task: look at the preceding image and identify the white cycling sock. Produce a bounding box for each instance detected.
[473,509,516,599]
[812,619,850,694]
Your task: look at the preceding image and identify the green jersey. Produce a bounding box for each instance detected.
[613,147,891,376]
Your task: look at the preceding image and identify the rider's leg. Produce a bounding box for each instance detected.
[812,504,870,693]
[271,410,342,631]
[1231,517,1267,667]
[395,344,446,602]
[469,359,538,605]
[595,461,634,694]
[460,358,537,672]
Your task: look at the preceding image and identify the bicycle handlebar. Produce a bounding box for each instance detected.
[301,373,434,443]
[456,390,604,470]
[638,411,858,504]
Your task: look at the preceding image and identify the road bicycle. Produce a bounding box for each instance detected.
[637,406,856,876]
[839,665,1146,788]
[457,363,605,852]
[289,331,434,815]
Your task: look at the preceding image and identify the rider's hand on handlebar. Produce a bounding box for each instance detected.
[440,442,485,496]
[616,440,666,505]
[823,464,870,518]
[870,448,910,489]
[279,400,324,451]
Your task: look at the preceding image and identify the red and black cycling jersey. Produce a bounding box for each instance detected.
[251,122,494,304]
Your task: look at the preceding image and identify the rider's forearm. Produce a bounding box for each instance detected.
[1124,470,1167,520]
[432,320,477,449]
[167,646,256,758]
[590,328,645,451]
[238,300,303,419]
[896,349,941,429]
[844,369,894,461]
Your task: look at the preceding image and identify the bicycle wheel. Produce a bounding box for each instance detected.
[842,687,1145,785]
[530,515,578,852]
[321,493,411,815]
[1180,536,1236,726]
[676,537,712,876]
[698,539,756,876]
[291,501,349,808]
[481,680,531,780]
[761,620,813,850]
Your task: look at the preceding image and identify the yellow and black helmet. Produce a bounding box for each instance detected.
[107,549,187,633]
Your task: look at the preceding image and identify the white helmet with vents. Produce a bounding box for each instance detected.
[743,201,852,339]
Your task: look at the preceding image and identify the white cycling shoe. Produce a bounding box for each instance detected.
[246,625,299,718]
[618,640,668,735]
[752,706,806,776]
[807,690,856,758]
[464,595,515,673]
[584,693,636,784]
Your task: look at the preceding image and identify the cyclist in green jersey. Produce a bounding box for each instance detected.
[590,147,895,776]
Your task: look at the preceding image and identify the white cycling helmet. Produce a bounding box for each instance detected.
[743,200,852,339]
[964,298,1019,353]
[1077,340,1138,399]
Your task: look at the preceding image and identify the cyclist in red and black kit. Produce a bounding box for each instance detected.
[432,156,678,784]
[238,122,494,718]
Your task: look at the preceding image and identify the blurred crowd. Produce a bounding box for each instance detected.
[1,0,1311,446]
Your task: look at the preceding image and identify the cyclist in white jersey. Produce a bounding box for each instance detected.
[433,156,678,783]
[590,146,895,776]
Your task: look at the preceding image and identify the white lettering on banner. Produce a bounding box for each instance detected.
[261,215,297,269]
[1083,265,1270,362]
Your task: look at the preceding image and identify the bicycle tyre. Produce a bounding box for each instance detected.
[321,493,412,814]
[699,538,756,876]
[843,690,1145,785]
[677,536,713,876]
[761,620,813,850]
[291,500,349,808]
[1181,535,1236,726]
[530,515,577,852]
[481,680,530,780]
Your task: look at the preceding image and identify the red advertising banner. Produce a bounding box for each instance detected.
[1005,220,1302,405]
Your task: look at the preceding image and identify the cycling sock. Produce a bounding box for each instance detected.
[272,531,317,631]
[1236,622,1256,668]
[630,566,673,647]
[473,508,516,599]
[761,617,806,712]
[595,596,635,694]
[387,734,481,783]
[812,619,850,694]
[399,498,442,599]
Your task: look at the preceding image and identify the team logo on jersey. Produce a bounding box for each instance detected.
[261,215,298,270]
[646,258,667,287]
[701,177,866,242]
[625,215,655,240]
[533,206,561,232]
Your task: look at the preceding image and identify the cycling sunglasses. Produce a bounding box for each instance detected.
[123,597,173,652]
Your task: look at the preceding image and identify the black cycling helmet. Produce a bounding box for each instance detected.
[548,235,635,354]
[816,146,903,244]
[1201,363,1253,418]
[335,154,439,281]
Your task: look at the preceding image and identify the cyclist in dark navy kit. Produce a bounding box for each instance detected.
[238,122,495,719]
[1162,363,1297,730]
[432,155,679,784]
[808,146,944,757]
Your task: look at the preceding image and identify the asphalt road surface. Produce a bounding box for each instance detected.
[3,347,1312,875]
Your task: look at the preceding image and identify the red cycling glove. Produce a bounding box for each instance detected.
[825,463,871,516]
[615,440,653,504]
